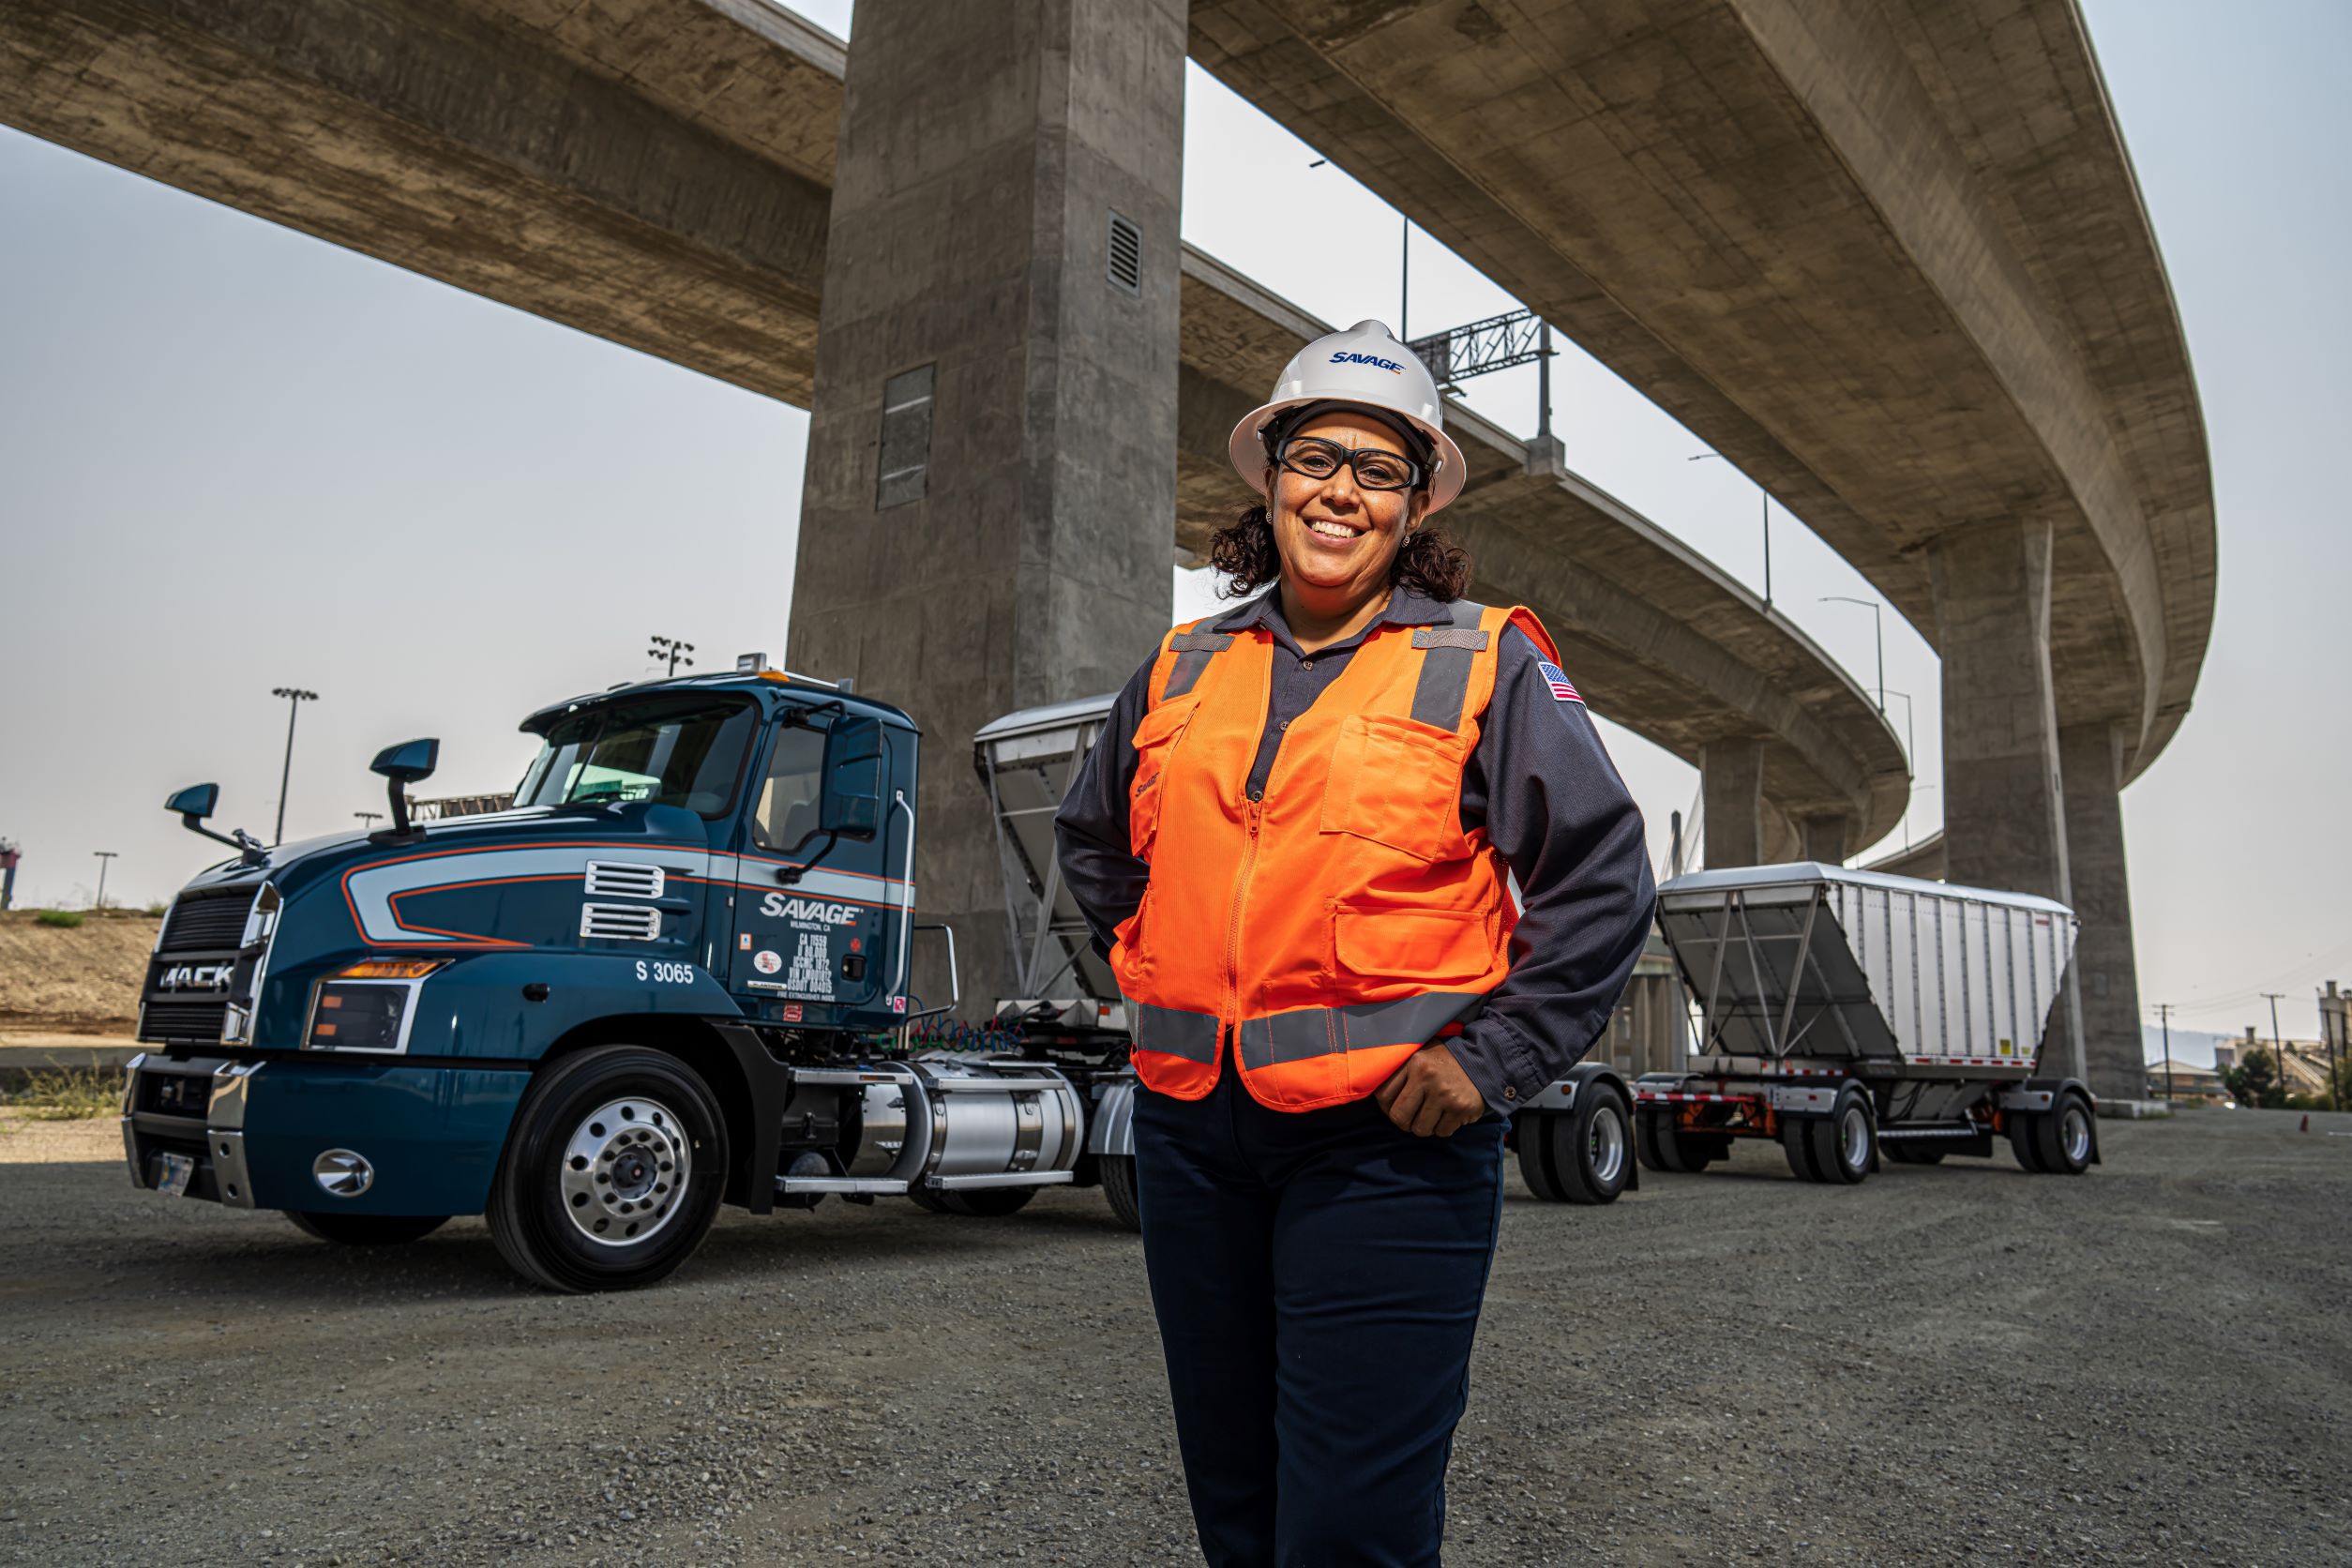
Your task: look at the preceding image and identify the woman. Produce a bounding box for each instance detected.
[1055,320,1654,1566]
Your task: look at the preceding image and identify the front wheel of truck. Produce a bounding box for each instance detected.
[286,1212,448,1245]
[487,1046,729,1293]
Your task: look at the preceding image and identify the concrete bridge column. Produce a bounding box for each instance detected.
[1701,739,1764,868]
[787,0,1186,1001]
[1927,518,2086,1078]
[1799,814,1851,867]
[2060,719,2148,1103]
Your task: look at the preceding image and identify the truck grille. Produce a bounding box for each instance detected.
[139,885,262,1047]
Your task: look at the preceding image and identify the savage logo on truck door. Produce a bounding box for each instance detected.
[729,720,893,1015]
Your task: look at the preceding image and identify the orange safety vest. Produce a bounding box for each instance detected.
[1110,598,1558,1111]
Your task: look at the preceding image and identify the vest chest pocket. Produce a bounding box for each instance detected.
[1319,712,1469,863]
[1127,695,1200,861]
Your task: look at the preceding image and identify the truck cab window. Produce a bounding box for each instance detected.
[752,724,828,852]
[515,698,756,817]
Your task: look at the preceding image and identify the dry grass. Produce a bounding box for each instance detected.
[4,1064,125,1122]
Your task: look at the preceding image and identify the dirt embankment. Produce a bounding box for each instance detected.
[0,910,156,1031]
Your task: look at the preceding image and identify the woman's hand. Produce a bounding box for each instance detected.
[1372,1044,1487,1138]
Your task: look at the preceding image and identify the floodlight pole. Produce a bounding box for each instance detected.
[270,686,319,846]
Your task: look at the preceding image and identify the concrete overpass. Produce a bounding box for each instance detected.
[0,0,1909,992]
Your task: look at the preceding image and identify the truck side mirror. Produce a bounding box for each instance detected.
[166,782,219,823]
[369,738,440,841]
[819,716,884,840]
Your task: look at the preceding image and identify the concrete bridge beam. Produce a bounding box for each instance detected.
[784,0,1186,1001]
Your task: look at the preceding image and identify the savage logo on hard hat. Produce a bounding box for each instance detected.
[1329,351,1406,374]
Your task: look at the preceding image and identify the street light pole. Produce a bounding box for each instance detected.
[1820,596,1886,712]
[2263,992,2288,1105]
[269,686,319,846]
[92,851,117,911]
[1688,452,1773,609]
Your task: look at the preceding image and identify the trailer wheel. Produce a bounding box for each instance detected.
[1781,1116,1826,1182]
[1527,1088,1633,1204]
[2028,1092,2095,1176]
[1636,1108,1712,1174]
[927,1184,1037,1218]
[486,1046,727,1293]
[1100,1154,1142,1230]
[1805,1087,1875,1184]
[1885,1144,1944,1166]
[2009,1112,2050,1174]
[286,1212,447,1245]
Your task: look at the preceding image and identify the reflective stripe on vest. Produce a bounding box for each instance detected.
[1113,598,1561,1112]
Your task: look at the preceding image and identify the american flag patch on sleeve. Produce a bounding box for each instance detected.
[1535,659,1583,704]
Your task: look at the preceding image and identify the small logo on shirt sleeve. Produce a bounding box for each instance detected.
[1535,659,1583,705]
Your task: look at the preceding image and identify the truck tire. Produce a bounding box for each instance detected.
[285,1211,447,1245]
[2028,1092,2096,1176]
[486,1046,728,1293]
[1636,1107,1717,1175]
[1522,1089,1634,1204]
[1781,1116,1826,1182]
[1885,1143,1944,1166]
[1806,1086,1875,1184]
[2009,1112,2050,1174]
[1100,1154,1143,1231]
[928,1184,1037,1218]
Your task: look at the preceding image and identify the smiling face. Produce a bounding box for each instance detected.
[1265,410,1430,610]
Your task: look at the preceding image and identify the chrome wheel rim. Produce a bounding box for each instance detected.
[2061,1105,2091,1165]
[1588,1107,1626,1185]
[1840,1106,1870,1170]
[559,1096,689,1247]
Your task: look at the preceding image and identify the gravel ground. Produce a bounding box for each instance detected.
[2,1107,2345,1566]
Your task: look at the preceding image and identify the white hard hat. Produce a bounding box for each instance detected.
[1227,319,1469,515]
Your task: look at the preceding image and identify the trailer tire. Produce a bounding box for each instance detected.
[1100,1154,1143,1231]
[1782,1117,1826,1182]
[2009,1113,2050,1174]
[486,1045,728,1293]
[1528,1089,1633,1204]
[2029,1092,2096,1176]
[1806,1087,1874,1184]
[285,1211,447,1245]
[930,1184,1037,1218]
[1636,1108,1712,1175]
[1885,1144,1945,1166]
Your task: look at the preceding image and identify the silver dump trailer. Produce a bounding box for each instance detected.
[973,693,1642,1217]
[1640,863,2099,1183]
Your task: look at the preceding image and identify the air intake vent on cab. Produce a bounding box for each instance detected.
[583,862,665,899]
[580,904,661,942]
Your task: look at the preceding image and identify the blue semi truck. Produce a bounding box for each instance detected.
[123,658,1637,1290]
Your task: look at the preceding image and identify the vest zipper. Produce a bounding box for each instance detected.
[1224,797,1266,1056]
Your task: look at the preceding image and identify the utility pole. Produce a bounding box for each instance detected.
[2263,992,2288,1104]
[92,850,117,911]
[2153,1003,2175,1103]
[648,636,696,677]
[270,686,319,846]
[354,811,384,829]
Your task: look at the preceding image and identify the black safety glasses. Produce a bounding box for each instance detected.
[1274,435,1424,492]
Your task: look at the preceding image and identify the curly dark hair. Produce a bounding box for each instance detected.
[1206,505,1472,601]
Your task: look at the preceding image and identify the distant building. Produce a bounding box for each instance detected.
[2146,1059,2231,1105]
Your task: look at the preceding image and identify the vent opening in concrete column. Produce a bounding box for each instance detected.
[1106,210,1141,294]
[875,364,935,510]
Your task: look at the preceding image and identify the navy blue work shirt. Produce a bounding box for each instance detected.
[1053,583,1657,1116]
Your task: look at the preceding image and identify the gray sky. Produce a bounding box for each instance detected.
[1,0,2344,1042]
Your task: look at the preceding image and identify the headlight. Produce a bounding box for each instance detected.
[304,959,448,1052]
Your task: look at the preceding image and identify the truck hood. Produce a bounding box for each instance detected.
[175,803,716,905]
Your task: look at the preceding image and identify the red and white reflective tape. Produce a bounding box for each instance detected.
[1634,1090,1758,1105]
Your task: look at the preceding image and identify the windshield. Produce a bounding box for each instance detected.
[514,697,759,817]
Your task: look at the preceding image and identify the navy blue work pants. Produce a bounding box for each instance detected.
[1131,1067,1507,1567]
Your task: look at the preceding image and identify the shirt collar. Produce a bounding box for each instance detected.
[1207,583,1454,642]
